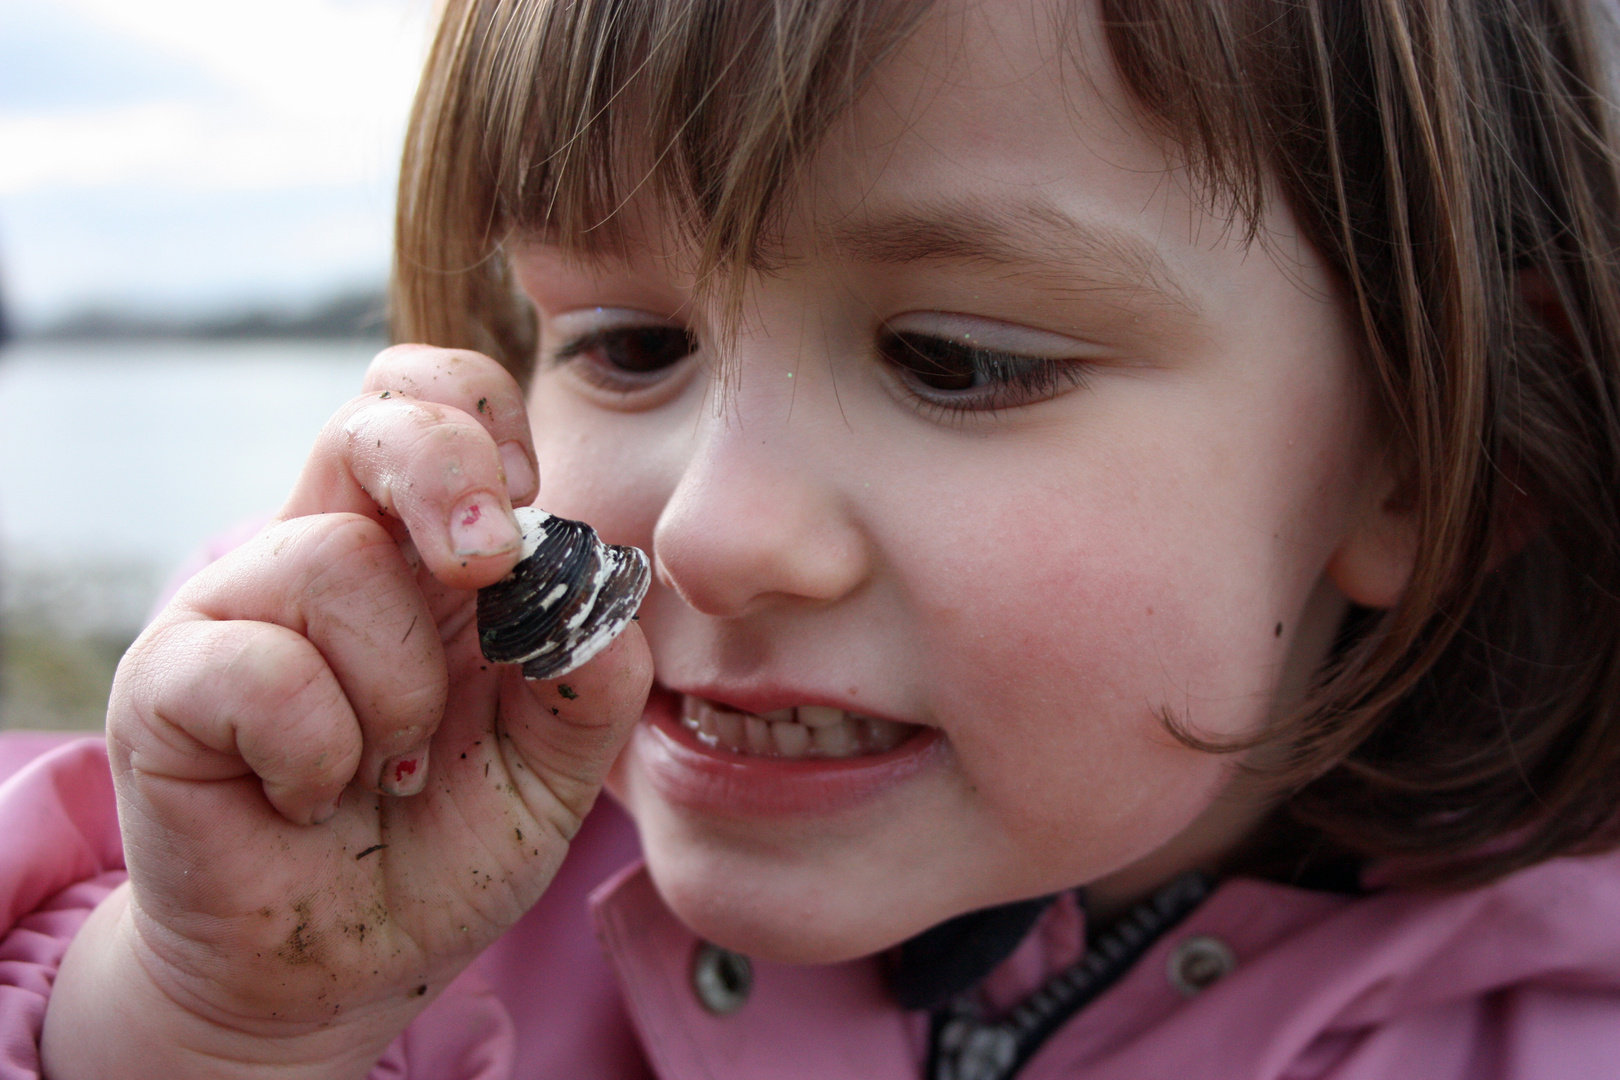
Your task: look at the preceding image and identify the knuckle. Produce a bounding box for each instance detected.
[385,677,447,727]
[309,511,396,563]
[367,341,444,370]
[224,632,358,775]
[323,392,448,450]
[351,399,493,475]
[365,342,498,385]
[318,391,387,442]
[293,521,424,623]
[355,396,451,440]
[364,345,524,424]
[283,515,400,592]
[117,619,211,707]
[409,417,498,473]
[347,657,445,744]
[268,717,361,789]
[229,625,327,708]
[105,623,178,736]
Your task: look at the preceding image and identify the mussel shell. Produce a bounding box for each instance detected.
[477,507,650,680]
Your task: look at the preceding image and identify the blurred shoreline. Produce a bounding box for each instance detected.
[0,336,377,730]
[19,287,389,345]
[1,560,152,731]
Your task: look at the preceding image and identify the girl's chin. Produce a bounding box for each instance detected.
[637,843,933,964]
[612,692,963,963]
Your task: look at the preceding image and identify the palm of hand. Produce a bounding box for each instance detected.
[113,572,636,1033]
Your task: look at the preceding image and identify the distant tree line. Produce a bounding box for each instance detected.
[27,288,389,342]
[0,267,11,347]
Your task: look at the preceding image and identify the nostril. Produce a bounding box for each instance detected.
[653,551,678,592]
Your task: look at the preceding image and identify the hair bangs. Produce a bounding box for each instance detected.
[394,0,930,371]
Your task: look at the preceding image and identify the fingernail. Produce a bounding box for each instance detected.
[499,441,537,501]
[449,491,521,556]
[380,745,431,797]
[312,793,343,825]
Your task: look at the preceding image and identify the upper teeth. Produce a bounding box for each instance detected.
[680,697,909,758]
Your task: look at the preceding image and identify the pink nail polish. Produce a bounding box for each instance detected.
[449,491,520,556]
[380,746,431,797]
[499,441,538,501]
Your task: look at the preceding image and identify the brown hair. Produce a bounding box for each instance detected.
[393,0,1620,888]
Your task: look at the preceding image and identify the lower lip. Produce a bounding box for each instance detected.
[629,689,944,817]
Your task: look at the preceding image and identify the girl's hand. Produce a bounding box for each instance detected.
[42,345,653,1080]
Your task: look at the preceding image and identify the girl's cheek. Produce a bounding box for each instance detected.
[911,511,1285,815]
[525,386,673,548]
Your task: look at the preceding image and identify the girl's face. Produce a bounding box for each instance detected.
[518,0,1391,963]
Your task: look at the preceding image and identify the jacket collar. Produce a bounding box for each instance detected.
[590,862,921,1080]
[588,851,1620,1080]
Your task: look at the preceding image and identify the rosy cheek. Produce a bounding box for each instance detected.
[910,511,1257,832]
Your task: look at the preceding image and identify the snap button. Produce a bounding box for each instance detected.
[692,942,753,1014]
[935,1016,1020,1080]
[1167,935,1236,997]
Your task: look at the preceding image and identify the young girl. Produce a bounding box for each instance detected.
[8,0,1620,1075]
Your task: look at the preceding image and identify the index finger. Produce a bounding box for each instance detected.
[362,345,538,506]
[281,346,539,591]
[284,392,524,591]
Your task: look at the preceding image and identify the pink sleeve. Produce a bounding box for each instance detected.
[0,735,519,1080]
[367,970,518,1079]
[4,522,522,1079]
[0,738,126,1079]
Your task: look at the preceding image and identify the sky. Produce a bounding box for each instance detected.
[0,0,433,328]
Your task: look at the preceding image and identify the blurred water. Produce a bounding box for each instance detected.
[0,338,377,633]
[0,338,380,728]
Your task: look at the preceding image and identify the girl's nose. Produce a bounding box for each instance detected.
[651,420,872,619]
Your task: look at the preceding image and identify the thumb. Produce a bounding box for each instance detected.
[498,625,653,838]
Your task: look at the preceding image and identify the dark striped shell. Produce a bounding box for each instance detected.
[476,507,650,681]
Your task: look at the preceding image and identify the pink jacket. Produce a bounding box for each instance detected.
[2,733,1619,1079]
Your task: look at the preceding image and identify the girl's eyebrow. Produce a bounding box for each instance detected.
[825,196,1199,317]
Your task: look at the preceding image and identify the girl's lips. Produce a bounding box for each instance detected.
[629,686,944,817]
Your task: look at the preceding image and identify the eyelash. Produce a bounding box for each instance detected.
[549,324,1090,414]
[875,330,1091,416]
[551,325,698,393]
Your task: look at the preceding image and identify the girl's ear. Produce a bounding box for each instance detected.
[1327,463,1542,609]
[1327,270,1560,611]
[1325,472,1419,610]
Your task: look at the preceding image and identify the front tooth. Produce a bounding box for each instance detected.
[771,721,811,757]
[811,721,858,757]
[745,715,774,754]
[796,705,844,728]
[712,709,745,749]
[759,708,794,723]
[684,703,716,747]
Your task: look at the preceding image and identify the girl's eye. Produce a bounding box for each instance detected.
[877,328,1090,413]
[558,325,696,374]
[550,315,697,392]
